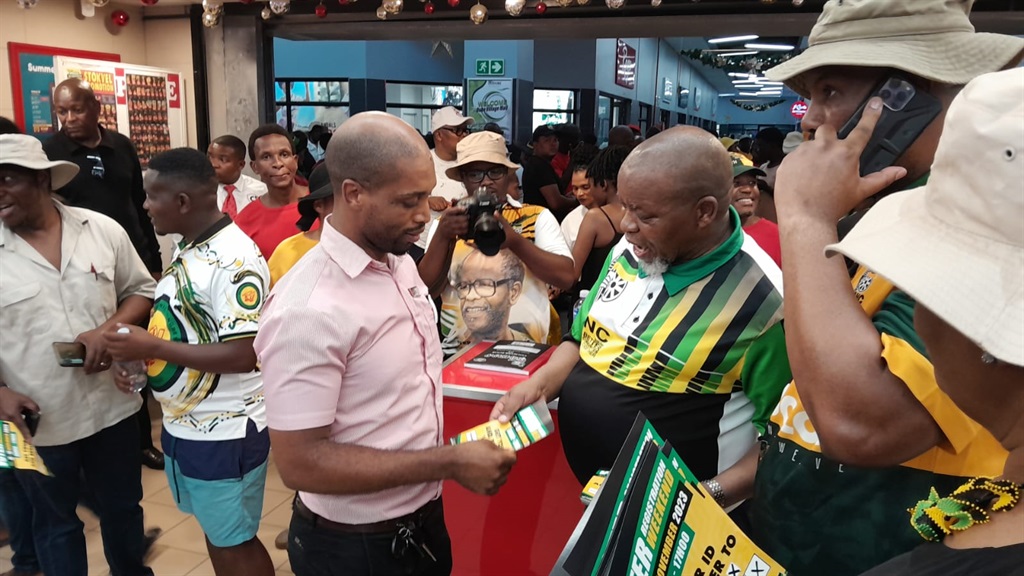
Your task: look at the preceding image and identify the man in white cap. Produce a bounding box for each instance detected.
[700,1,1024,574]
[828,67,1024,576]
[0,134,157,575]
[416,107,474,256]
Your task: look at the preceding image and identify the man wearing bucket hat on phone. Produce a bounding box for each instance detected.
[0,134,157,575]
[699,1,1024,574]
[827,67,1024,576]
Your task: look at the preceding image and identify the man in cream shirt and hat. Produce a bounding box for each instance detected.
[698,1,1024,575]
[0,134,157,575]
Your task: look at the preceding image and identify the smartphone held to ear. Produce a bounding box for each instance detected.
[52,341,86,367]
[838,75,943,176]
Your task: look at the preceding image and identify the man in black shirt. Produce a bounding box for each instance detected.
[44,79,162,273]
[522,125,575,221]
[44,78,165,471]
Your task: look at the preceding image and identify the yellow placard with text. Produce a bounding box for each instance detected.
[1,420,51,476]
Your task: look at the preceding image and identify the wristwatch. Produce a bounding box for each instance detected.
[702,479,726,507]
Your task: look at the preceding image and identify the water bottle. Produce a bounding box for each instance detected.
[572,290,590,324]
[114,327,148,394]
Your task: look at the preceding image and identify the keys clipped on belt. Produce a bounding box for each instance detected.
[392,521,437,563]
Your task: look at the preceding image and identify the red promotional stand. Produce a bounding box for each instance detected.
[441,344,584,576]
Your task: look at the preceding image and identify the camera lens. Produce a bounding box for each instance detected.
[473,216,505,257]
[895,91,908,101]
[880,89,892,100]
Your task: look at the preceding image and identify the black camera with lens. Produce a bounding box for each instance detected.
[457,188,506,256]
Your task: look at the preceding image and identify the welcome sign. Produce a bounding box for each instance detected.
[467,78,514,139]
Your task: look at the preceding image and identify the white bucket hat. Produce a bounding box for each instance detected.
[446,131,519,181]
[0,134,79,190]
[431,106,474,133]
[826,68,1024,366]
[767,0,1024,98]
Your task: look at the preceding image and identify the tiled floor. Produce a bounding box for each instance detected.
[0,426,295,576]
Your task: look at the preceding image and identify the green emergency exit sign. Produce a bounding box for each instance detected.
[475,59,506,76]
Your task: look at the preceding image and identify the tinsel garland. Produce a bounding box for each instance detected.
[729,99,787,111]
[679,49,793,74]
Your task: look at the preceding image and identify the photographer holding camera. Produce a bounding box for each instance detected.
[419,132,575,357]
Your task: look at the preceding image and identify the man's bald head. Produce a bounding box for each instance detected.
[608,125,636,148]
[325,112,431,191]
[54,78,98,103]
[620,126,733,210]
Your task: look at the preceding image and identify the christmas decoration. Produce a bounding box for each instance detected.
[680,49,794,74]
[339,0,350,5]
[504,0,524,15]
[89,0,110,7]
[141,0,159,5]
[316,2,327,16]
[535,1,546,13]
[447,0,459,7]
[269,0,291,15]
[577,0,591,5]
[792,0,804,5]
[605,0,624,8]
[383,0,403,14]
[554,0,571,6]
[376,5,387,18]
[111,9,130,25]
[261,6,272,18]
[469,2,487,23]
[202,11,221,26]
[424,1,435,13]
[729,98,786,111]
[650,0,661,6]
[202,0,223,12]
[16,0,38,8]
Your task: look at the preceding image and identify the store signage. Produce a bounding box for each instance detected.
[467,78,514,139]
[475,59,506,76]
[167,73,181,109]
[791,101,808,119]
[615,39,636,90]
[115,68,127,105]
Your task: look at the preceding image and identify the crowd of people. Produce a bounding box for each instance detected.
[0,1,1022,576]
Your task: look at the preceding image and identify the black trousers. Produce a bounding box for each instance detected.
[288,497,453,576]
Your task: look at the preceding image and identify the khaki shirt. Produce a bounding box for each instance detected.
[0,202,156,446]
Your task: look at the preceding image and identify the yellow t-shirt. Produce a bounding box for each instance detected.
[268,232,319,287]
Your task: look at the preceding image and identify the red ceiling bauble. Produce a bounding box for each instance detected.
[111,9,130,26]
[140,0,159,5]
[316,3,328,16]
[424,1,435,12]
[447,0,460,7]
[535,1,547,13]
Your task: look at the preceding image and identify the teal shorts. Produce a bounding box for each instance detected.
[162,422,270,548]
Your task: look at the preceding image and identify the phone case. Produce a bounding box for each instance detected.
[52,342,86,367]
[838,76,943,176]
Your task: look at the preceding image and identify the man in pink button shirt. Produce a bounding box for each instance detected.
[254,112,517,576]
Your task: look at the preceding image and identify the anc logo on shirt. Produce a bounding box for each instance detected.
[235,282,261,311]
[598,263,630,303]
[146,296,185,392]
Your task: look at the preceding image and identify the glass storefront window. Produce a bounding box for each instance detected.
[533,89,576,130]
[274,79,350,132]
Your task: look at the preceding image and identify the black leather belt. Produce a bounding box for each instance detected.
[292,494,441,534]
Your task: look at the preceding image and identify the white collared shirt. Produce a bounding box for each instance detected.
[217,173,268,214]
[0,203,156,446]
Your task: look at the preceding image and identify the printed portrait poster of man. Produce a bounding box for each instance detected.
[440,246,552,356]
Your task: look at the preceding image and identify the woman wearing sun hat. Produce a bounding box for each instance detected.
[824,67,1024,575]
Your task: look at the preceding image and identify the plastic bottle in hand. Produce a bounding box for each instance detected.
[113,327,148,393]
[572,290,590,324]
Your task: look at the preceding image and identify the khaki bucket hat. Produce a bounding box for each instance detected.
[826,68,1024,366]
[767,0,1024,98]
[0,134,79,189]
[445,131,520,181]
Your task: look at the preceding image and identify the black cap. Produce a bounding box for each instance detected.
[296,163,332,231]
[532,125,556,142]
